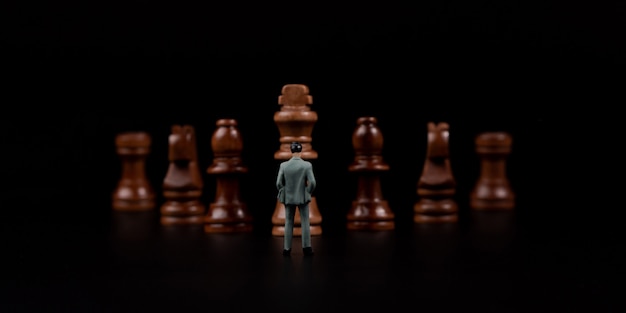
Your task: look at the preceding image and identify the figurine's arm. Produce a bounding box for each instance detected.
[277,165,285,189]
[276,164,285,202]
[305,163,316,194]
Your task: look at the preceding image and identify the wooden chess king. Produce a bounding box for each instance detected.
[271,84,322,236]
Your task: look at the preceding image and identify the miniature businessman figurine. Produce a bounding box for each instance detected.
[276,141,316,256]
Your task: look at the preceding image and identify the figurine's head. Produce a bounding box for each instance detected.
[290,141,303,153]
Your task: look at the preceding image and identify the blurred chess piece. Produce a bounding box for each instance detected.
[470,132,515,210]
[347,117,394,230]
[414,122,458,223]
[160,125,205,225]
[112,132,155,211]
[204,119,253,233]
[272,84,322,236]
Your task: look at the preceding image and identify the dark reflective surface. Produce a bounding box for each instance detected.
[2,194,622,313]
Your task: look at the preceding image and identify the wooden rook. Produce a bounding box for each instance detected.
[204,119,253,233]
[414,122,458,223]
[272,84,322,236]
[347,117,394,230]
[112,132,155,211]
[160,125,205,225]
[470,132,515,210]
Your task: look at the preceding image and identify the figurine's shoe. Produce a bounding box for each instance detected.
[282,249,291,256]
[303,247,314,256]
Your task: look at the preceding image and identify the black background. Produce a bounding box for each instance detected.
[3,0,623,232]
[2,1,625,312]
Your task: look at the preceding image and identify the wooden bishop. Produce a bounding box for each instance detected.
[347,117,394,230]
[414,122,458,223]
[160,125,205,225]
[204,119,253,233]
[271,84,322,236]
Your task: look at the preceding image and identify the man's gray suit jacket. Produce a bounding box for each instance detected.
[276,157,316,205]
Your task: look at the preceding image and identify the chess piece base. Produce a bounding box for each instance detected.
[161,215,205,225]
[160,200,205,225]
[347,201,395,230]
[204,223,253,233]
[347,220,395,230]
[160,201,205,216]
[470,198,515,210]
[112,198,155,211]
[414,214,458,223]
[204,203,253,233]
[272,225,323,236]
[205,204,253,223]
[414,198,458,223]
[348,201,394,219]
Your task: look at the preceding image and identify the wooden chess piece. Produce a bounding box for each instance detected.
[112,132,155,211]
[347,117,394,230]
[272,84,322,236]
[470,132,515,210]
[160,125,205,225]
[414,122,458,223]
[204,119,253,233]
